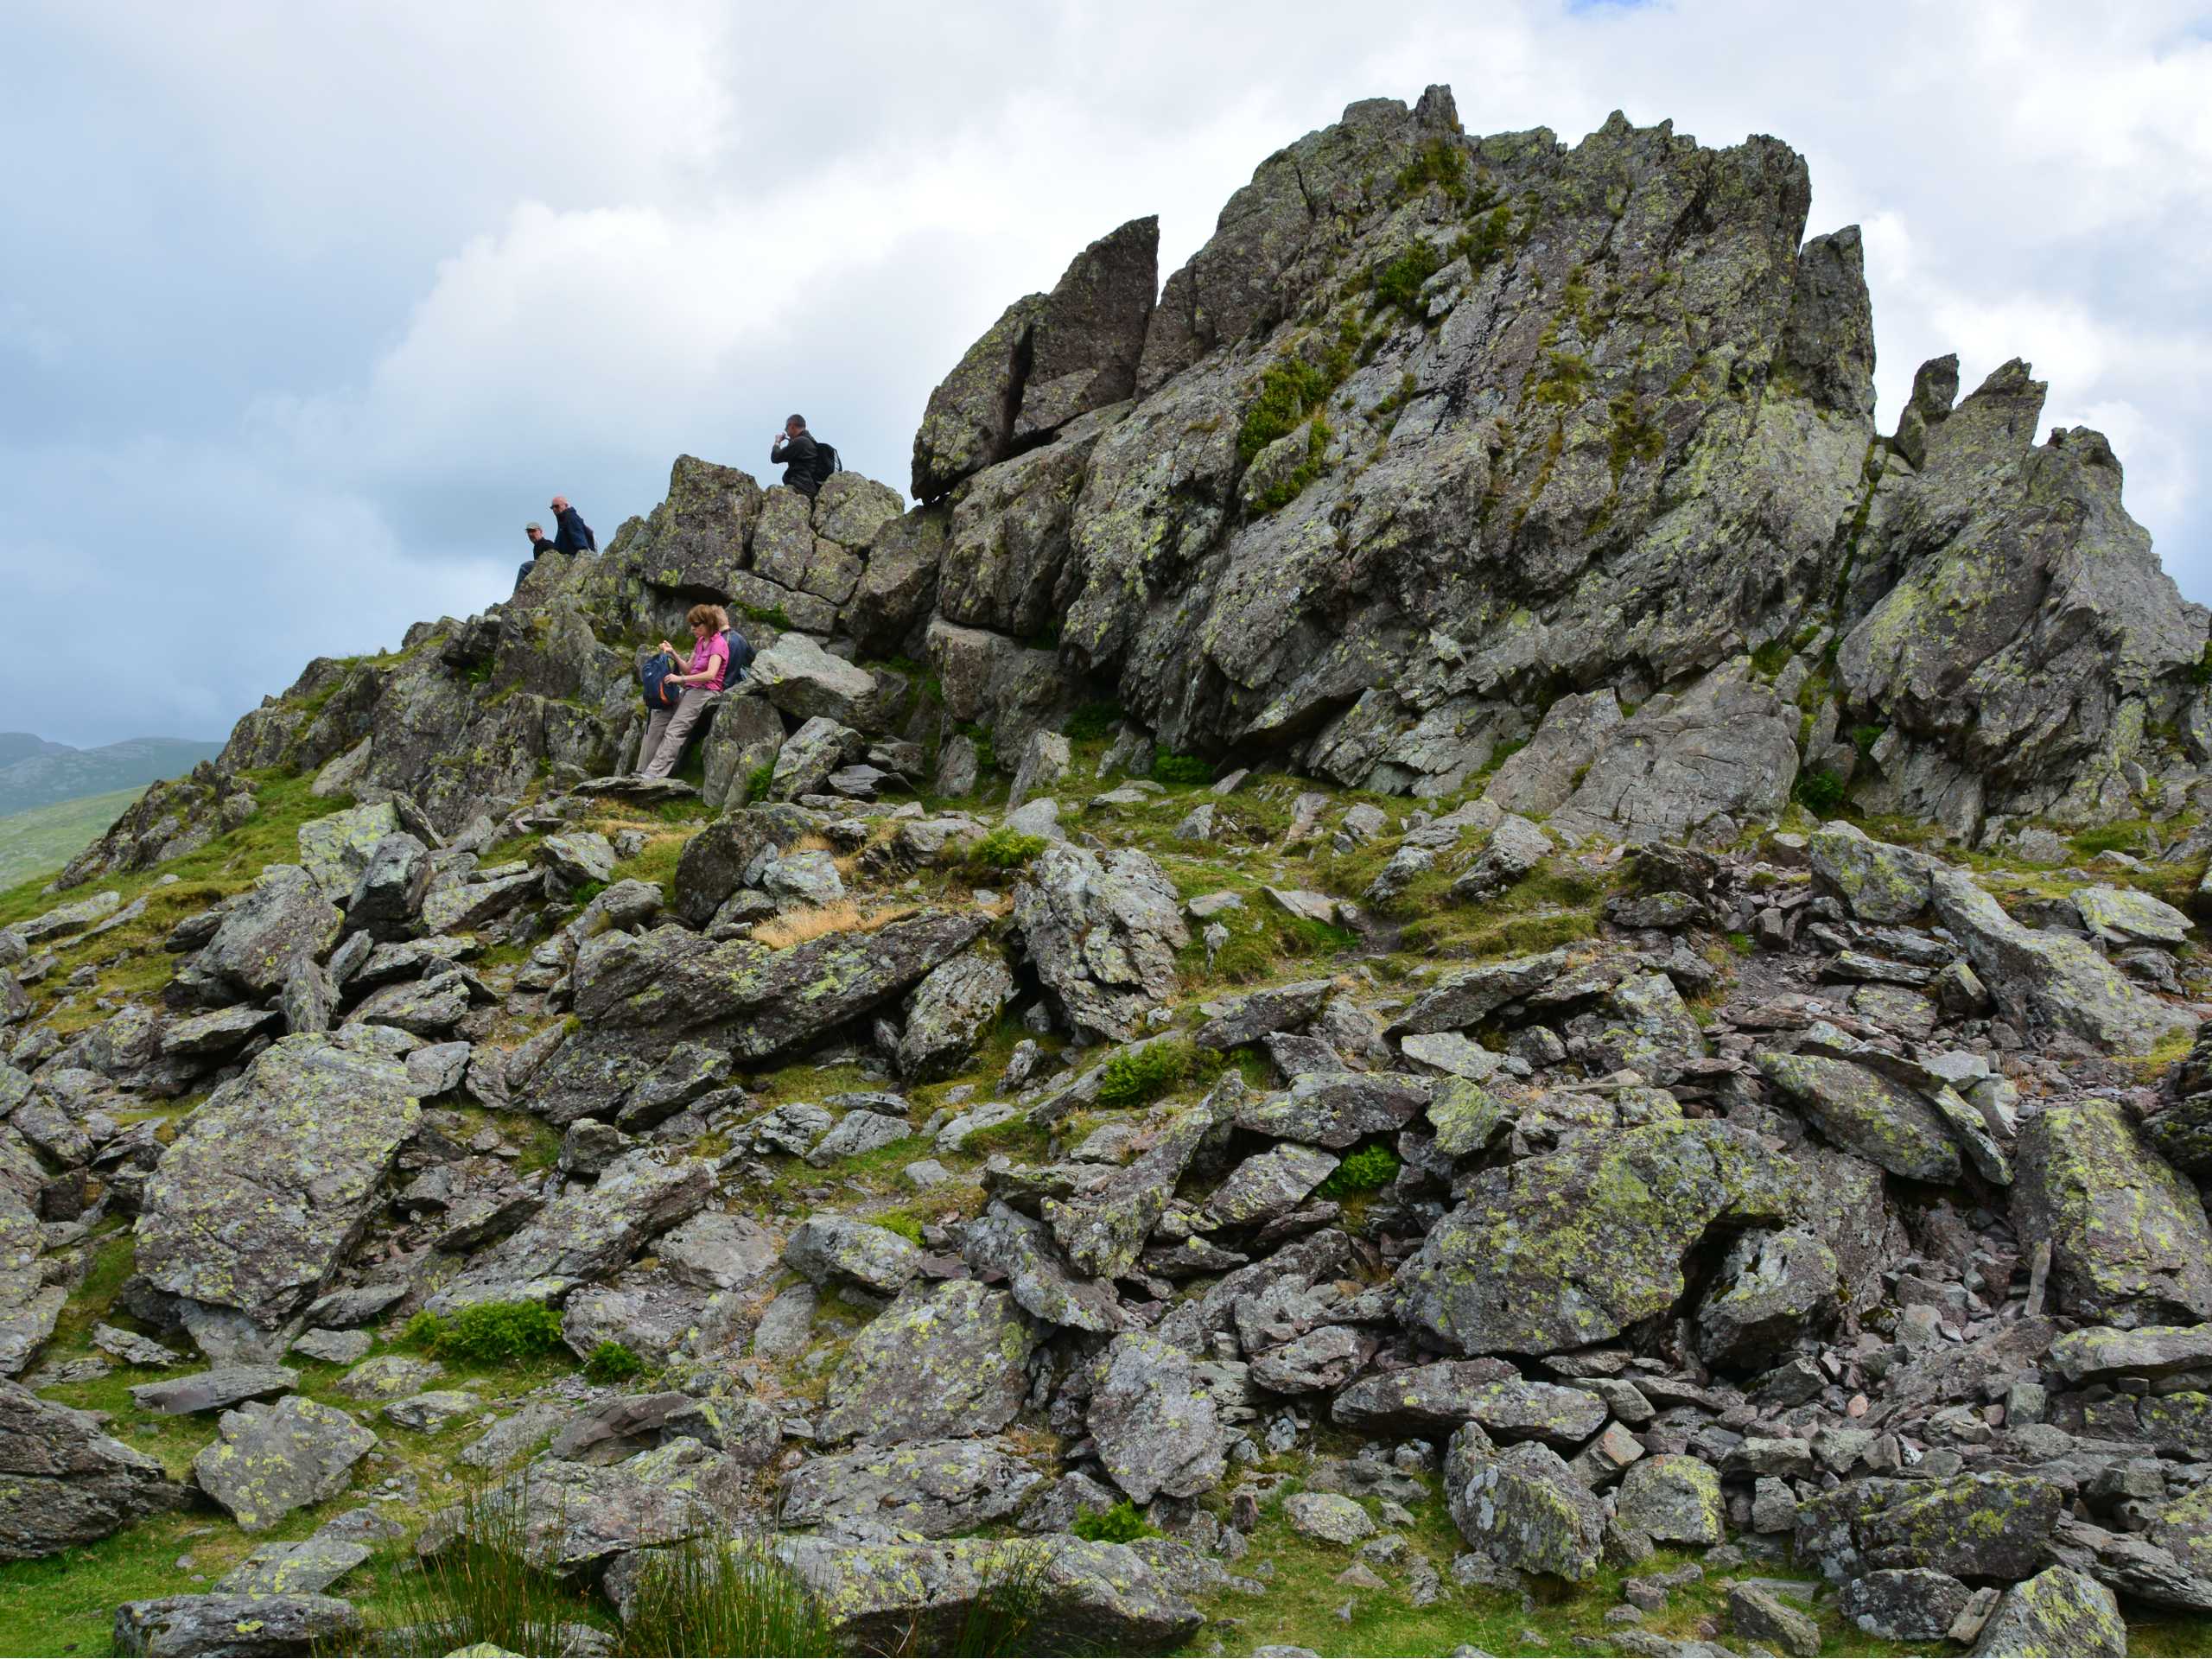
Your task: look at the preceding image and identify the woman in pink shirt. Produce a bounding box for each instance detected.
[639,603,731,779]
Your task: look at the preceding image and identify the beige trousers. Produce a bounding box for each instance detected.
[639,688,713,779]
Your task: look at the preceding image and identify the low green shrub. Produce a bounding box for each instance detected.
[583,1341,644,1385]
[1152,753,1213,786]
[1095,1039,1197,1109]
[1071,1499,1159,1544]
[967,827,1048,870]
[744,761,776,803]
[1319,1142,1402,1198]
[1062,701,1125,743]
[1793,767,1847,815]
[404,1300,566,1366]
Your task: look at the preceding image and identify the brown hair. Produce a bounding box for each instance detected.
[685,603,729,633]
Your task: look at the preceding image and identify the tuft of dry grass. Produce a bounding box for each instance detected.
[751,900,918,950]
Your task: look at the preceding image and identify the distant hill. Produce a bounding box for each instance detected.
[0,733,223,818]
[0,785,147,891]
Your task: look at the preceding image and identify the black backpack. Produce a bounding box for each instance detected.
[721,629,756,683]
[814,442,841,482]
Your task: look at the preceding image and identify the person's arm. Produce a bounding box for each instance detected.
[669,645,728,688]
[771,436,789,462]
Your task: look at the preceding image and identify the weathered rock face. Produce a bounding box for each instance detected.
[1394,1120,1796,1356]
[137,1038,420,1330]
[817,1280,1035,1446]
[0,1381,188,1560]
[2012,1098,2212,1327]
[1012,845,1187,1042]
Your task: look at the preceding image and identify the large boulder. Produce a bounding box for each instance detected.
[112,1593,363,1657]
[782,1535,1201,1654]
[296,800,400,900]
[1970,1565,2126,1658]
[818,1281,1036,1446]
[193,1395,377,1531]
[137,1037,419,1329]
[748,632,878,726]
[1808,822,1937,923]
[668,802,821,926]
[1443,1426,1603,1581]
[1755,1050,1962,1182]
[779,1438,1043,1538]
[1795,1472,2065,1584]
[1012,845,1187,1042]
[1014,216,1160,440]
[179,864,340,1002]
[0,1380,188,1560]
[1088,1332,1227,1503]
[1930,867,2196,1056]
[1393,1121,1797,1356]
[2012,1097,2212,1326]
[897,950,1015,1082]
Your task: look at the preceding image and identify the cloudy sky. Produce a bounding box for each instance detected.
[4,1,2209,749]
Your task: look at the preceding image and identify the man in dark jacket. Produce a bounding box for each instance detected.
[770,415,827,499]
[514,520,559,592]
[550,496,596,555]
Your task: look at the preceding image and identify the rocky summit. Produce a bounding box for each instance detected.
[5,86,2212,1658]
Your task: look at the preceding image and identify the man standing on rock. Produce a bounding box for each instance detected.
[550,494,596,556]
[513,520,557,592]
[771,414,828,499]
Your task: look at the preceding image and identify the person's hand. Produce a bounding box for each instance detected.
[658,640,674,655]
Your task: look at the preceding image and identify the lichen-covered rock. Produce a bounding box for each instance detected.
[1931,867,2196,1056]
[1755,1049,1961,1182]
[784,1215,922,1298]
[963,1203,1127,1334]
[425,1151,710,1313]
[193,1395,376,1532]
[177,864,340,1003]
[296,800,400,900]
[782,1534,1201,1654]
[1202,1143,1338,1229]
[1795,1472,2064,1584]
[1044,1099,1215,1279]
[1694,1226,1840,1369]
[1332,1361,1602,1446]
[818,1280,1035,1446]
[345,832,429,940]
[1390,951,1567,1036]
[111,1592,363,1657]
[438,1441,745,1578]
[1615,1453,1725,1546]
[1012,845,1187,1042]
[1808,822,1936,923]
[2075,883,2193,948]
[1969,1565,2125,1657]
[2012,1097,2212,1326]
[779,1438,1043,1538]
[897,950,1015,1082]
[137,1036,419,1328]
[0,1379,188,1560]
[212,1536,372,1598]
[1089,1332,1226,1503]
[1840,1567,1974,1642]
[1233,1071,1433,1148]
[1443,1426,1603,1581]
[749,632,878,727]
[1394,1120,1796,1356]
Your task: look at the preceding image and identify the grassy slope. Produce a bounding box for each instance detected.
[0,785,145,890]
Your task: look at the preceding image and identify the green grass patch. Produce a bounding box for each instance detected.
[1094,1039,1200,1109]
[582,1340,645,1385]
[965,827,1048,872]
[1317,1141,1401,1198]
[1793,766,1847,815]
[1071,1498,1158,1544]
[1237,355,1336,464]
[1369,242,1445,321]
[1061,701,1124,743]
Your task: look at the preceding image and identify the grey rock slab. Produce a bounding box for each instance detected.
[1444,1426,1603,1582]
[1394,1121,1796,1357]
[130,1366,299,1416]
[1615,1454,1726,1546]
[212,1536,372,1597]
[1755,1049,1961,1182]
[963,1201,1128,1333]
[779,1437,1044,1538]
[111,1592,363,1657]
[296,801,401,900]
[92,1323,186,1368]
[1090,1332,1228,1503]
[657,1211,781,1292]
[818,1280,1035,1446]
[1234,1071,1432,1149]
[136,1035,420,1328]
[2012,1096,2212,1326]
[898,950,1015,1082]
[1840,1567,1973,1642]
[1391,951,1568,1036]
[1970,1565,2125,1657]
[1285,1491,1375,1545]
[193,1395,377,1532]
[780,1534,1200,1656]
[0,1378,188,1560]
[785,1215,922,1296]
[425,1150,711,1313]
[1194,978,1335,1051]
[1012,844,1188,1043]
[1203,1143,1339,1229]
[1930,866,2196,1057]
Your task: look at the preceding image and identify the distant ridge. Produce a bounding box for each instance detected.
[0,733,222,818]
